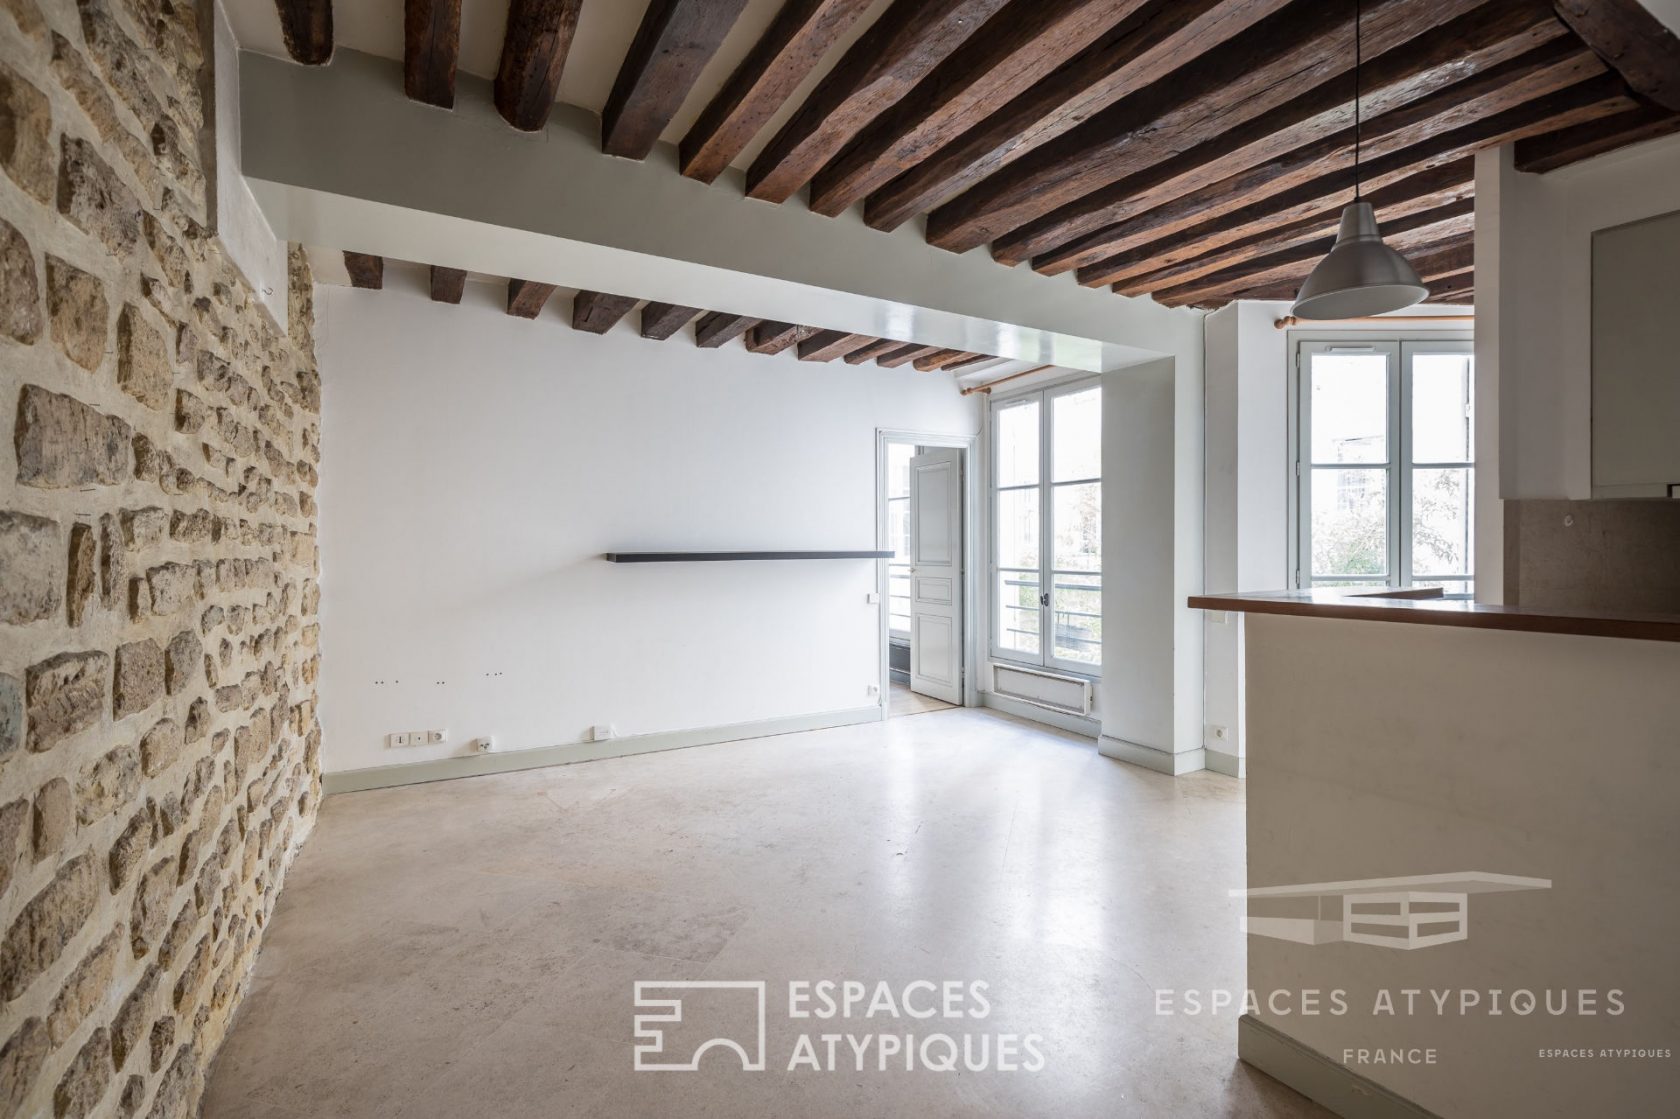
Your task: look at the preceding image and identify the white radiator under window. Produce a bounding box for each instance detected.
[991,663,1092,716]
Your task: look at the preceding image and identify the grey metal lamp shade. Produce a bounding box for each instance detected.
[1291,202,1428,319]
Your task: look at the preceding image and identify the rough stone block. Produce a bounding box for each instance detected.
[0,1017,48,1117]
[113,639,163,719]
[25,650,107,751]
[145,562,195,615]
[15,385,134,488]
[0,510,60,624]
[30,777,70,862]
[147,1016,172,1073]
[117,304,172,409]
[130,857,173,958]
[138,717,181,777]
[45,255,108,372]
[111,965,159,1071]
[0,853,97,1000]
[182,696,208,745]
[98,511,123,606]
[148,1042,195,1119]
[57,134,139,256]
[52,1025,111,1119]
[0,674,19,761]
[75,744,138,825]
[66,521,95,626]
[117,1073,143,1119]
[120,506,168,547]
[168,507,211,543]
[0,217,41,343]
[46,928,119,1045]
[0,799,24,898]
[164,629,201,694]
[0,61,53,203]
[109,805,152,891]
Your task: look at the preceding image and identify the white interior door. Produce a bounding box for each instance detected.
[909,448,963,704]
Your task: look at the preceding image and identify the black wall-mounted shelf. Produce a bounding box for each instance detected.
[604,550,893,563]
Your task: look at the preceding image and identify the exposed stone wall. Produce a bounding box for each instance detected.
[0,2,321,1116]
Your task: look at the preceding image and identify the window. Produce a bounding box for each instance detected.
[885,441,913,639]
[1295,339,1474,597]
[991,381,1102,673]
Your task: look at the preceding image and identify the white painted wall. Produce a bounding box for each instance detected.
[315,279,978,774]
[211,1,286,326]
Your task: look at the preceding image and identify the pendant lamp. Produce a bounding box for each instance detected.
[1291,0,1426,319]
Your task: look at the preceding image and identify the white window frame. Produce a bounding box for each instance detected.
[883,441,914,641]
[1290,336,1475,597]
[988,377,1103,677]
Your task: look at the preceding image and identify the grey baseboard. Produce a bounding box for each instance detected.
[323,705,884,795]
[978,691,1100,738]
[1204,748,1244,778]
[1098,735,1206,775]
[1238,1015,1443,1119]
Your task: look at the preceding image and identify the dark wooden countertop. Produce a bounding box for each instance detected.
[1188,588,1680,643]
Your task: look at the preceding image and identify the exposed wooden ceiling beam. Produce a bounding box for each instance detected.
[745,321,814,354]
[494,0,584,132]
[797,330,876,361]
[995,0,1564,268]
[1513,103,1680,172]
[274,0,332,65]
[680,0,876,184]
[1050,57,1629,282]
[507,279,557,318]
[912,348,967,371]
[745,0,1012,203]
[807,0,1150,217]
[1424,271,1476,303]
[1103,158,1475,294]
[1553,0,1680,111]
[941,353,994,371]
[694,312,759,347]
[404,0,461,108]
[841,338,905,364]
[602,0,750,160]
[429,266,467,303]
[572,291,638,333]
[343,252,384,289]
[926,0,1475,255]
[1208,239,1473,306]
[640,302,703,340]
[876,343,942,368]
[862,0,1293,232]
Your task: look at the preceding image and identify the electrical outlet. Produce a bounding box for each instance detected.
[386,732,409,747]
[471,736,494,753]
[866,683,880,697]
[590,724,615,742]
[1209,724,1229,742]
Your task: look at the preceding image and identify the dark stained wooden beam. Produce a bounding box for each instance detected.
[862,0,1295,233]
[797,330,875,361]
[495,0,583,131]
[343,252,384,289]
[912,348,967,371]
[603,0,750,160]
[572,291,638,333]
[745,321,814,355]
[942,353,993,371]
[807,0,1149,217]
[927,0,1479,256]
[275,0,332,65]
[841,338,905,364]
[681,0,876,184]
[1108,166,1478,295]
[1425,272,1476,303]
[640,302,703,340]
[507,279,557,318]
[1553,0,1680,111]
[1150,203,1475,306]
[995,0,1563,268]
[1207,241,1472,307]
[405,0,461,107]
[745,0,1013,203]
[694,312,759,347]
[1042,55,1628,280]
[1514,103,1680,172]
[429,266,467,303]
[876,343,943,369]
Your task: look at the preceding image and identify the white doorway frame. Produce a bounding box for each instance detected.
[875,429,981,717]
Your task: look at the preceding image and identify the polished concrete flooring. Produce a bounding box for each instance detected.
[888,680,957,718]
[204,708,1328,1118]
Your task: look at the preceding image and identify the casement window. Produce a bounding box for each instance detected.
[990,380,1102,673]
[1293,339,1475,597]
[885,441,914,639]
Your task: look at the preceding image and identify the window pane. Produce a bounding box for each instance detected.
[1412,467,1473,576]
[1310,467,1388,578]
[1310,354,1388,464]
[1052,572,1101,667]
[995,400,1039,487]
[889,566,911,634]
[1052,385,1101,481]
[887,498,909,561]
[886,442,914,500]
[997,571,1041,656]
[1052,482,1101,572]
[995,487,1039,569]
[1411,353,1474,463]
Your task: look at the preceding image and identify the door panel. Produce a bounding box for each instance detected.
[909,449,963,704]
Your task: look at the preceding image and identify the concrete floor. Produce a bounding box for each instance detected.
[888,680,957,718]
[203,708,1328,1118]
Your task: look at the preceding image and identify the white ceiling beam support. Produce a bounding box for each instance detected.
[239,49,1201,373]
